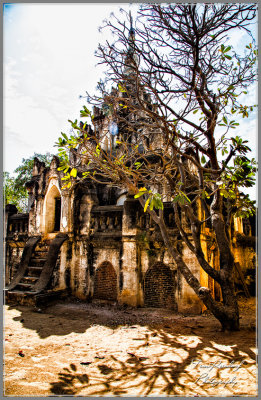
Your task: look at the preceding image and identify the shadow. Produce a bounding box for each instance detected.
[8,302,94,339]
[7,298,143,338]
[6,299,204,339]
[50,363,89,395]
[48,307,256,396]
[49,326,256,396]
[5,298,257,396]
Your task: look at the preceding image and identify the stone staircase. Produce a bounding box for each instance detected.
[5,234,68,306]
[13,241,49,292]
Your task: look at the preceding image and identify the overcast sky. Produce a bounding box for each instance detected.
[3,3,136,170]
[3,3,258,199]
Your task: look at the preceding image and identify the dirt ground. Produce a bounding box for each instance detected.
[4,296,257,397]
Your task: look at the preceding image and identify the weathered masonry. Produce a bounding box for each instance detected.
[4,19,256,311]
[4,154,256,310]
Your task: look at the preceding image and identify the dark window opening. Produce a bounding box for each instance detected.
[54,198,61,232]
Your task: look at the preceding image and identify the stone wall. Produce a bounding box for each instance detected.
[93,261,118,301]
[144,263,177,309]
[4,207,29,285]
[5,244,25,285]
[4,157,257,312]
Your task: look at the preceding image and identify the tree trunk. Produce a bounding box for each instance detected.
[210,193,240,330]
[138,196,240,331]
[157,216,240,331]
[219,277,240,331]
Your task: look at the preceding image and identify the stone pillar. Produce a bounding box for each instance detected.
[27,190,34,213]
[118,198,140,306]
[200,233,209,290]
[177,245,203,314]
[60,192,71,233]
[4,205,18,284]
[79,189,98,235]
[28,195,38,236]
[234,216,243,233]
[4,204,18,238]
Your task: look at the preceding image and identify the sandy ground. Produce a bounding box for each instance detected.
[4,296,257,397]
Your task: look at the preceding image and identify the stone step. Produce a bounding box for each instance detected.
[35,244,49,252]
[35,240,51,251]
[28,265,43,270]
[15,282,32,290]
[31,257,46,262]
[33,251,48,258]
[5,289,69,306]
[30,258,46,266]
[27,266,43,277]
[7,290,32,295]
[21,276,39,284]
[5,290,36,306]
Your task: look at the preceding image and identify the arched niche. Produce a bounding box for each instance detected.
[43,183,61,233]
[116,194,127,206]
[93,261,117,301]
[144,263,177,309]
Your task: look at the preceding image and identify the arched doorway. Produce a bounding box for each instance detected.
[93,261,117,301]
[44,184,61,233]
[144,263,176,309]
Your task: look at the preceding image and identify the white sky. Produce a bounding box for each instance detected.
[3,3,258,200]
[3,3,136,170]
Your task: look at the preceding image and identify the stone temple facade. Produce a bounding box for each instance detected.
[4,146,256,312]
[4,23,256,312]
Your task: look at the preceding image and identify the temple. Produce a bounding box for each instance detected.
[4,18,256,311]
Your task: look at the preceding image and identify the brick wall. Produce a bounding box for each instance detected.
[93,261,117,301]
[5,244,25,285]
[144,263,176,309]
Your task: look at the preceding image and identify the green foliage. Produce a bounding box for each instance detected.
[172,191,191,206]
[134,162,142,169]
[118,83,127,92]
[215,40,257,128]
[201,155,206,164]
[217,145,257,218]
[70,168,78,178]
[217,135,257,205]
[234,193,256,219]
[55,119,103,190]
[14,153,54,189]
[55,126,82,187]
[219,44,232,60]
[3,172,27,212]
[55,5,257,227]
[4,153,55,212]
[80,105,92,118]
[134,188,164,212]
[134,187,148,198]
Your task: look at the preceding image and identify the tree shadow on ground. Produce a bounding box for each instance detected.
[5,299,213,339]
[6,299,257,396]
[7,299,137,338]
[50,363,90,395]
[8,303,94,338]
[49,325,256,396]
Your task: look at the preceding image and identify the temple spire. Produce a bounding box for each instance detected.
[129,10,135,36]
[123,11,138,77]
[127,11,135,54]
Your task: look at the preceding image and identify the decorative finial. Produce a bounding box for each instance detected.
[129,11,133,28]
[129,10,135,35]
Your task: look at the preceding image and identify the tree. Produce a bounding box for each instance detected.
[56,4,257,330]
[3,172,28,212]
[14,152,54,189]
[4,153,54,212]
